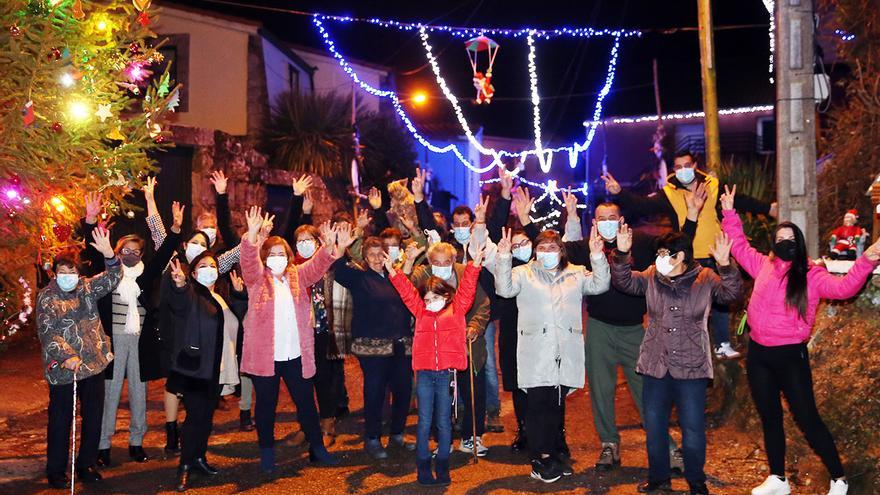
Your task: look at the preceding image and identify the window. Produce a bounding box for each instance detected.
[288,65,300,94]
[756,116,775,153]
[148,34,190,112]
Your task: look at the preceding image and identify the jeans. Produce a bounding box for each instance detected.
[747,340,844,479]
[643,373,708,484]
[47,373,104,477]
[251,358,322,449]
[484,320,500,413]
[358,348,412,439]
[415,370,453,462]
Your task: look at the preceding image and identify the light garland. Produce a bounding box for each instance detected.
[1,277,32,341]
[834,29,855,41]
[585,104,774,126]
[315,14,642,40]
[526,32,551,172]
[763,0,775,83]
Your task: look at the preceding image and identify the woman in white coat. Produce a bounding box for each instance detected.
[495,226,610,483]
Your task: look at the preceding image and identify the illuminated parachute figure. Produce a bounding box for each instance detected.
[465,35,499,104]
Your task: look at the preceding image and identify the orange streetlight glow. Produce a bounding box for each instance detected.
[411,91,428,106]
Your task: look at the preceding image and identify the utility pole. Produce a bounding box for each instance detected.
[697,0,721,171]
[775,0,819,257]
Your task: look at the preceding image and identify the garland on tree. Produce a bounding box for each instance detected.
[0,0,179,340]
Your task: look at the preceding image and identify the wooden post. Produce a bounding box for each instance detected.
[775,0,820,257]
[697,0,721,171]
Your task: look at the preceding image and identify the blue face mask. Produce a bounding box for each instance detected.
[432,265,453,281]
[597,220,619,241]
[512,245,532,262]
[536,252,560,270]
[387,246,401,262]
[56,273,79,292]
[453,227,471,244]
[675,167,696,185]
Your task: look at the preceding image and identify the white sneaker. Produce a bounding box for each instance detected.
[458,436,489,457]
[715,342,742,359]
[751,475,791,495]
[827,479,848,495]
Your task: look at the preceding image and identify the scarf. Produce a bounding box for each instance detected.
[119,262,144,334]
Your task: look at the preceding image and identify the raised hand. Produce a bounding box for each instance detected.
[245,206,263,242]
[601,172,621,195]
[355,208,372,231]
[382,252,396,276]
[292,174,313,197]
[474,194,489,224]
[171,201,185,232]
[411,168,427,202]
[318,220,336,248]
[90,226,114,259]
[259,212,275,239]
[84,192,102,224]
[616,221,633,253]
[563,188,578,219]
[497,227,512,255]
[512,187,535,225]
[169,258,187,287]
[405,241,425,262]
[685,181,708,218]
[471,238,486,266]
[143,176,157,202]
[399,210,418,233]
[864,237,880,262]
[709,231,732,266]
[229,270,244,292]
[499,166,514,200]
[210,170,228,195]
[588,224,604,255]
[368,187,382,210]
[335,222,356,256]
[302,189,314,215]
[720,184,736,211]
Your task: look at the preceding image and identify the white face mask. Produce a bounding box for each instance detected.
[387,246,401,262]
[432,265,453,280]
[56,273,79,292]
[296,239,317,259]
[655,255,676,276]
[675,167,695,185]
[425,299,446,313]
[597,220,619,241]
[201,228,217,246]
[195,267,218,287]
[536,251,560,269]
[266,255,288,275]
[185,242,207,263]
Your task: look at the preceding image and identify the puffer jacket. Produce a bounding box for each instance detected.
[611,251,742,380]
[494,253,611,391]
[390,263,480,371]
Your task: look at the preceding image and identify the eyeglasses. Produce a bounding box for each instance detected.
[656,249,677,258]
[512,240,531,249]
[121,248,142,256]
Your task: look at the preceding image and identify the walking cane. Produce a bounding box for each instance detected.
[70,370,78,495]
[467,338,478,465]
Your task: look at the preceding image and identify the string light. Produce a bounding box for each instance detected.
[67,100,91,123]
[526,32,550,172]
[763,0,775,83]
[834,29,855,41]
[585,104,774,126]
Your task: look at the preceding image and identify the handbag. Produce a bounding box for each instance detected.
[399,336,413,356]
[350,337,394,357]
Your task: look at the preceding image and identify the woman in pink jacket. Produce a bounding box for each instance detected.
[720,186,880,495]
[239,206,353,473]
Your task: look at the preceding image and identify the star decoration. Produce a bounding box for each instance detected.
[95,103,112,122]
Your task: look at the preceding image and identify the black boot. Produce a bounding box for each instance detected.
[74,465,103,483]
[192,457,219,476]
[239,409,255,432]
[688,480,710,495]
[129,445,148,462]
[637,479,673,493]
[96,448,111,467]
[511,421,527,452]
[165,421,180,455]
[175,464,190,492]
[417,458,436,486]
[47,473,69,489]
[435,458,451,486]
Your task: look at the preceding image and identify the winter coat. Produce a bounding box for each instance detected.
[610,251,742,380]
[36,257,123,385]
[331,258,412,342]
[239,236,335,378]
[391,263,480,371]
[722,209,879,347]
[410,263,490,370]
[494,253,611,391]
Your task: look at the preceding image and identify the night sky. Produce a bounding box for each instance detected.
[165,0,774,142]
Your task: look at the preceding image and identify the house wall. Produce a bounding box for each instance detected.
[263,40,312,108]
[155,7,255,135]
[296,50,387,113]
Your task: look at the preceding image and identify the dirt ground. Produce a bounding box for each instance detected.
[0,336,833,495]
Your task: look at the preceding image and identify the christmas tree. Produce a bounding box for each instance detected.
[0,0,179,342]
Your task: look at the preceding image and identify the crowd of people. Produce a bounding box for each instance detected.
[36,151,880,494]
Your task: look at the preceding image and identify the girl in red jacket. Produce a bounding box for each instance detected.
[387,246,483,486]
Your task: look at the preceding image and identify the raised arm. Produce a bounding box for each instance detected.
[210,170,238,250]
[813,250,880,300]
[454,262,482,316]
[280,175,312,241]
[143,177,168,249]
[601,172,671,222]
[579,225,611,294]
[85,226,123,299]
[610,223,649,296]
[389,271,425,318]
[493,228,522,298]
[411,168,440,232]
[719,185,766,278]
[239,206,268,288]
[708,230,743,305]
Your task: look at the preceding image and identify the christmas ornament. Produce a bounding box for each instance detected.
[9,175,21,186]
[166,88,180,112]
[51,121,63,133]
[829,209,869,260]
[129,42,141,55]
[72,0,84,20]
[106,127,125,141]
[52,223,72,242]
[95,103,112,122]
[22,101,35,127]
[137,11,150,27]
[155,134,166,143]
[132,0,151,11]
[9,24,21,38]
[48,47,62,61]
[465,35,499,104]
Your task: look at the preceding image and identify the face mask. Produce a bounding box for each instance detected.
[536,252,560,270]
[266,255,288,275]
[512,245,533,262]
[773,239,797,261]
[201,228,217,246]
[655,255,676,276]
[675,167,696,185]
[120,253,142,267]
[56,273,79,292]
[453,227,471,244]
[296,240,317,259]
[185,242,207,263]
[597,220,619,241]
[387,246,401,262]
[425,299,446,313]
[195,267,218,287]
[432,265,453,281]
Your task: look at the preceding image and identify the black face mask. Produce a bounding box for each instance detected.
[773,239,797,261]
[121,254,142,267]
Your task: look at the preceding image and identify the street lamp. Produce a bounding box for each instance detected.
[409,91,428,106]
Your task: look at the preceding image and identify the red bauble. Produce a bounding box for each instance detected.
[48,47,62,61]
[155,135,166,143]
[51,122,63,133]
[52,224,72,242]
[129,42,141,55]
[9,25,21,38]
[9,174,21,185]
